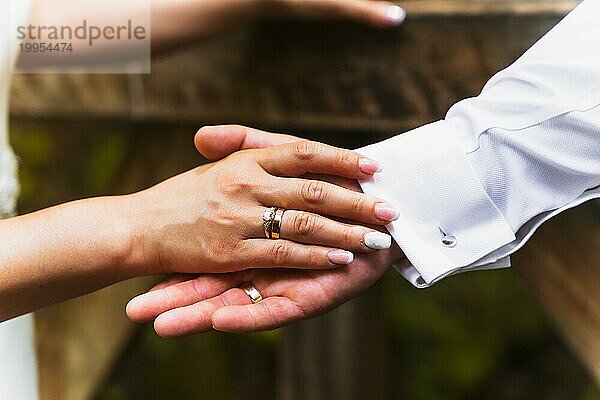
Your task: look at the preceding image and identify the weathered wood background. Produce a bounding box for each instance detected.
[11,2,578,132]
[10,0,598,398]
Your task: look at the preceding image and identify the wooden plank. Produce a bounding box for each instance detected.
[10,10,568,133]
[402,0,580,16]
[35,278,156,400]
[514,202,600,385]
[278,288,388,400]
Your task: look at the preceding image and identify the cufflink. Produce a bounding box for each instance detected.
[438,226,457,248]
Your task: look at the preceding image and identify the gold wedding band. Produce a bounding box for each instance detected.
[242,284,263,304]
[263,207,277,239]
[263,207,285,239]
[271,208,286,239]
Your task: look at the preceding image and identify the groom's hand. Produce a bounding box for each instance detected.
[128,244,402,336]
[126,124,405,336]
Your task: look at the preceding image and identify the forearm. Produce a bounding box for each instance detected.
[150,0,263,53]
[442,0,600,235]
[0,196,139,321]
[359,0,600,286]
[28,0,262,55]
[0,163,219,321]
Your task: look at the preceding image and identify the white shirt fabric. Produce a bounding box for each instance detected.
[0,1,40,399]
[359,0,599,288]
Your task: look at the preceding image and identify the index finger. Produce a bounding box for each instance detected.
[126,273,246,323]
[265,0,406,28]
[211,297,305,333]
[256,140,382,180]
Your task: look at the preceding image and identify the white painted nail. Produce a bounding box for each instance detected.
[383,5,406,25]
[364,232,392,250]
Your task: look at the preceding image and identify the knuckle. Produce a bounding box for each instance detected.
[342,227,357,249]
[292,141,318,161]
[337,151,356,169]
[235,242,254,265]
[208,239,235,267]
[219,175,255,197]
[191,278,209,299]
[223,182,251,196]
[259,302,279,326]
[189,304,211,330]
[272,243,291,266]
[307,248,325,267]
[218,292,238,307]
[300,180,327,206]
[293,212,317,238]
[211,202,237,228]
[352,195,369,215]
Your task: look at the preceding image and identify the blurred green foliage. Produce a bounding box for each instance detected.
[10,118,600,400]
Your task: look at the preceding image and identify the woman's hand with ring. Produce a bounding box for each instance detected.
[123,137,398,276]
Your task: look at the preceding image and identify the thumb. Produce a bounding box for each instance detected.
[195,125,302,160]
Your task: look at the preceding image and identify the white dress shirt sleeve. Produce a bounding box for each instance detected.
[358,0,600,288]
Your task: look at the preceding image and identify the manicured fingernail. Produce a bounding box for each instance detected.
[375,202,400,221]
[382,5,406,25]
[364,231,392,250]
[359,158,383,174]
[328,250,354,265]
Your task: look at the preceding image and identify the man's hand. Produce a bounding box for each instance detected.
[126,125,405,336]
[127,243,402,336]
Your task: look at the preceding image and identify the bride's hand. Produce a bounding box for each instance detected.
[152,0,405,51]
[126,125,406,336]
[125,137,397,275]
[253,0,406,27]
[126,176,404,336]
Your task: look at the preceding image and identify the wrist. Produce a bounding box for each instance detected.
[119,164,215,277]
[110,193,156,278]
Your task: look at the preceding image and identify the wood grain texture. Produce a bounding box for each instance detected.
[10,12,565,133]
[402,0,580,16]
[278,288,388,400]
[515,202,600,385]
[36,278,156,400]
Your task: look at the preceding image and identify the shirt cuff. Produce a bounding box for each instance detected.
[393,256,512,288]
[357,120,516,286]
